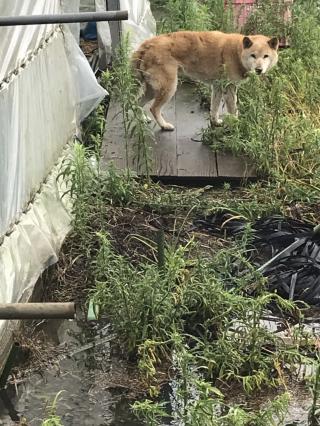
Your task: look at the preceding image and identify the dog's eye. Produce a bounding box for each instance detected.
[264,54,269,58]
[251,54,256,59]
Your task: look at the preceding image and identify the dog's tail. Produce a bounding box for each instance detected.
[131,48,148,96]
[131,48,145,81]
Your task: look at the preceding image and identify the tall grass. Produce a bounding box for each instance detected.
[90,229,306,393]
[56,1,320,423]
[58,138,314,423]
[202,0,320,203]
[101,34,153,177]
[158,0,234,33]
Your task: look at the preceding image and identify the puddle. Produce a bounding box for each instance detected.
[0,319,142,425]
[0,313,318,425]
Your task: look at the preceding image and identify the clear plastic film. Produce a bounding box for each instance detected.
[0,0,106,365]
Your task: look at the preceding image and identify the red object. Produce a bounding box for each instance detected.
[224,0,256,29]
[232,0,256,28]
[225,0,293,47]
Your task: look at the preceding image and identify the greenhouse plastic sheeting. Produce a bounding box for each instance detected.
[61,0,81,42]
[0,0,106,237]
[80,0,155,68]
[121,0,156,49]
[0,152,72,372]
[95,0,112,68]
[0,0,106,368]
[0,32,75,238]
[120,0,156,50]
[0,2,59,82]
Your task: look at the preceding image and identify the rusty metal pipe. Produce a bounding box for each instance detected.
[0,11,128,27]
[0,303,76,319]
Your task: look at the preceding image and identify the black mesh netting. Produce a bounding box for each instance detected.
[193,211,320,305]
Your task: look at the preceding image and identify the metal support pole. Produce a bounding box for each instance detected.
[0,303,76,319]
[0,11,128,27]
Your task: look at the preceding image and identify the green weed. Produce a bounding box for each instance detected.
[56,2,320,422]
[158,0,234,34]
[102,34,153,177]
[201,1,320,204]
[159,0,210,33]
[90,229,306,393]
[133,333,291,425]
[243,0,290,38]
[41,391,64,426]
[308,355,320,425]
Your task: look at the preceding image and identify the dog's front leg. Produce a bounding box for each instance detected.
[210,83,223,126]
[224,84,238,117]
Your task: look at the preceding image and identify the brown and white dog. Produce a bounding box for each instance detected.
[132,31,279,130]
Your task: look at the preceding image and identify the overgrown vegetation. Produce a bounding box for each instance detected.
[201,0,320,205]
[101,34,154,177]
[56,131,319,423]
[157,0,234,33]
[51,0,320,424]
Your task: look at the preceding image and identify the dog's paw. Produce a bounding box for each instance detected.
[161,122,175,131]
[143,113,152,124]
[210,118,223,127]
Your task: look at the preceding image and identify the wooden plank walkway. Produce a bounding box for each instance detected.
[102,83,256,181]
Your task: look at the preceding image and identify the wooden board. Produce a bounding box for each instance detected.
[216,152,256,178]
[102,83,256,181]
[175,85,217,178]
[151,96,178,176]
[102,96,178,176]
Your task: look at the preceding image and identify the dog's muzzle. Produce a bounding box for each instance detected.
[255,68,263,75]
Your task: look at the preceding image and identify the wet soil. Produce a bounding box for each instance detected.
[0,318,144,425]
[1,198,319,425]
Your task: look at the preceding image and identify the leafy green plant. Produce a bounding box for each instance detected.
[133,334,291,425]
[159,0,210,33]
[243,0,290,38]
[81,103,106,161]
[206,0,235,32]
[41,391,64,426]
[132,399,168,426]
[90,229,306,393]
[102,33,153,177]
[201,1,320,204]
[158,0,234,34]
[308,355,320,425]
[90,232,192,356]
[58,141,96,237]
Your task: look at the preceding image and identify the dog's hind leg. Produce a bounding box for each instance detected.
[149,68,178,131]
[137,81,154,123]
[138,81,154,107]
[210,83,223,126]
[224,84,238,117]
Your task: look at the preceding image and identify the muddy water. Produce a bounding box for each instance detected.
[0,319,142,425]
[0,316,316,425]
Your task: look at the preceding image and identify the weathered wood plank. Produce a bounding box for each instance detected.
[175,84,218,178]
[102,83,256,180]
[102,96,178,176]
[150,96,178,176]
[216,152,256,178]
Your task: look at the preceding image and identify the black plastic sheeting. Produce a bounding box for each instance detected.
[193,211,320,305]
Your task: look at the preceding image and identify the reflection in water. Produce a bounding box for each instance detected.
[0,319,142,425]
[0,315,317,425]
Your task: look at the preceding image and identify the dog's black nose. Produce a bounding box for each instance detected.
[255,68,263,75]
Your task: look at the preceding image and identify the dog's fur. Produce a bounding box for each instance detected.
[132,31,279,130]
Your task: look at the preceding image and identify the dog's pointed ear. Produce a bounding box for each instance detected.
[243,36,253,49]
[268,37,279,50]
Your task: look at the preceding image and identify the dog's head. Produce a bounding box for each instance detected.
[240,35,279,75]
